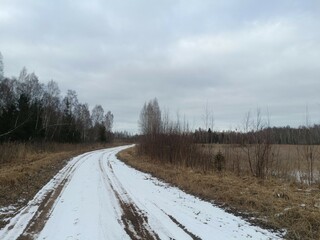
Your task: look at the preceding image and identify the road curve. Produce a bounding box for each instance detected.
[0,146,282,240]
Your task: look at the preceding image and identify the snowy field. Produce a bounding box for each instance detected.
[0,145,283,239]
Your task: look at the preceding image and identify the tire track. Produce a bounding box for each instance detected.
[1,146,280,240]
[0,150,100,240]
[98,152,160,240]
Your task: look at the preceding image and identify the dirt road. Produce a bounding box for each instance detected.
[0,146,282,239]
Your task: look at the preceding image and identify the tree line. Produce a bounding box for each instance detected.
[138,98,320,181]
[0,53,113,143]
[194,125,320,145]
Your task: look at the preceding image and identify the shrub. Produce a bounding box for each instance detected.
[214,151,225,172]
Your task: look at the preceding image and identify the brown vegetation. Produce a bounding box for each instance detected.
[138,98,213,172]
[118,146,320,240]
[134,99,320,238]
[202,144,320,184]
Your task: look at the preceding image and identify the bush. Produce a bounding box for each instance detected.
[214,151,225,172]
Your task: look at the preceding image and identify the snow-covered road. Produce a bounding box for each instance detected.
[0,145,282,239]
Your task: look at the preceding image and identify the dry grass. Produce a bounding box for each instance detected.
[118,146,320,240]
[199,144,320,184]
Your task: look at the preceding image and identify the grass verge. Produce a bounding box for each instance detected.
[117,146,320,240]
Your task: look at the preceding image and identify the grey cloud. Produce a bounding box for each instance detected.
[1,0,319,132]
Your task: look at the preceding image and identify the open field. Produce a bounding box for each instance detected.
[0,142,124,228]
[118,146,320,240]
[199,144,320,184]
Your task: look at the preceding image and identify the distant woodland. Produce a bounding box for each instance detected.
[0,52,116,143]
[1,52,319,146]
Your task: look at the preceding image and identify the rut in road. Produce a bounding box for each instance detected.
[99,151,160,240]
[0,151,95,240]
[0,146,283,240]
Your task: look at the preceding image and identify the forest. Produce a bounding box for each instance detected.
[0,52,114,143]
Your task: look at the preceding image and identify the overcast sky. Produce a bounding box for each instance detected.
[1,0,320,133]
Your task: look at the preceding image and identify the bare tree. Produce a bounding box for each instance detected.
[296,106,318,184]
[139,98,161,136]
[241,109,272,179]
[91,105,106,141]
[17,68,44,103]
[241,111,254,175]
[42,80,61,140]
[138,98,212,172]
[104,111,114,133]
[201,102,215,144]
[75,103,92,142]
[63,90,79,115]
[104,111,114,142]
[202,102,214,131]
[91,105,104,126]
[253,109,272,179]
[0,52,4,80]
[161,107,170,133]
[0,78,17,112]
[18,67,28,82]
